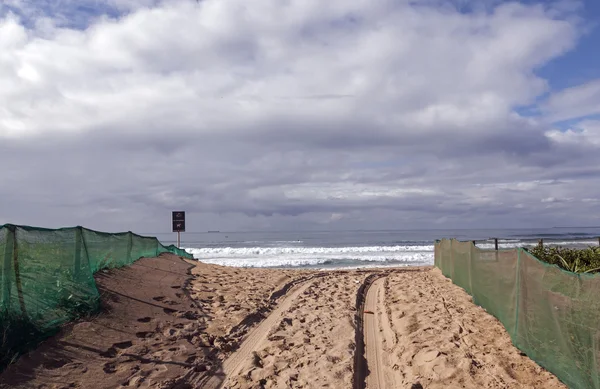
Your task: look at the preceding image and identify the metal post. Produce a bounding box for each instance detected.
[177,231,181,248]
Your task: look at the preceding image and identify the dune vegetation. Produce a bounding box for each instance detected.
[526,243,600,274]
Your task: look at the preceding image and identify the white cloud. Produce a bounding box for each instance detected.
[543,79,600,122]
[546,120,600,146]
[0,1,578,139]
[0,0,598,232]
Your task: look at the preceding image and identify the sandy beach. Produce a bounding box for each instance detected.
[0,254,565,389]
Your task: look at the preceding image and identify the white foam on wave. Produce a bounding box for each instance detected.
[187,245,434,257]
[183,239,596,269]
[185,245,434,268]
[240,240,304,244]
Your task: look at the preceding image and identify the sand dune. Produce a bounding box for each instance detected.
[0,256,311,389]
[0,257,567,389]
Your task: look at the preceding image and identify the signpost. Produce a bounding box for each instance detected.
[172,211,185,248]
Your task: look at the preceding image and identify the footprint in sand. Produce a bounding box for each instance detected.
[100,341,133,359]
[413,349,440,365]
[176,310,200,320]
[151,297,178,306]
[113,341,133,350]
[100,347,119,358]
[44,358,71,370]
[103,362,117,374]
[137,317,152,323]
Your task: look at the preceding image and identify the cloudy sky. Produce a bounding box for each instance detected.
[1,0,600,233]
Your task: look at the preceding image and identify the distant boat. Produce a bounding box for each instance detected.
[207,230,220,233]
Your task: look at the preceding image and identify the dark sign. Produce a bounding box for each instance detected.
[172,211,185,232]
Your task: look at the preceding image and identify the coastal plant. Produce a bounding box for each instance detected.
[0,310,47,372]
[525,244,600,274]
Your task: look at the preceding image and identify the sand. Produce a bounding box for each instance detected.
[0,256,567,389]
[186,262,315,356]
[0,255,312,389]
[363,269,566,389]
[221,272,371,389]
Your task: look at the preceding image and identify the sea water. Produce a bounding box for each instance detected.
[153,228,600,269]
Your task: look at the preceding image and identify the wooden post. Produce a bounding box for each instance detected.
[472,240,476,247]
[494,238,498,251]
[539,238,544,247]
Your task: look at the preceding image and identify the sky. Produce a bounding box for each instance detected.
[1,0,600,234]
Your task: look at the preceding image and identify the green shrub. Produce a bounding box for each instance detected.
[0,311,49,373]
[526,243,600,274]
[0,295,99,373]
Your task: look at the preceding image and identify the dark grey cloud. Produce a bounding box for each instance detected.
[1,0,600,233]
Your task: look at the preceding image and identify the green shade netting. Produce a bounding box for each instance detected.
[0,225,192,334]
[436,239,600,389]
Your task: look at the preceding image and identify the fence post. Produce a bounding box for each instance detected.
[80,228,92,274]
[450,239,454,279]
[514,248,522,339]
[467,240,473,294]
[494,238,499,262]
[74,227,82,280]
[539,239,544,247]
[127,232,133,263]
[1,225,14,311]
[10,226,27,316]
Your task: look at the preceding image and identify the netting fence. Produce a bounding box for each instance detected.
[0,224,192,369]
[436,239,600,389]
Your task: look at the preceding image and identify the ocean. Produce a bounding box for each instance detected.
[151,228,600,269]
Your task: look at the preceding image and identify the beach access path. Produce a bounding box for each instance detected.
[363,276,397,389]
[361,269,566,389]
[0,256,568,389]
[200,277,317,388]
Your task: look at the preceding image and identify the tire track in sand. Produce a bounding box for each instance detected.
[201,279,315,388]
[364,276,397,389]
[378,278,396,352]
